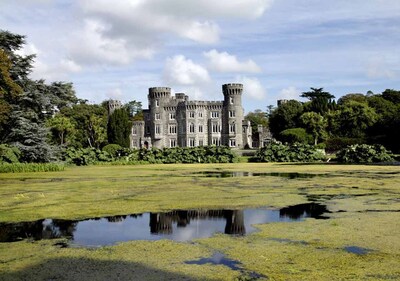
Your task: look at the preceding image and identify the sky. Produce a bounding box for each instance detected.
[1,0,399,112]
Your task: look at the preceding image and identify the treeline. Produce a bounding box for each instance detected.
[248,87,400,153]
[0,30,140,165]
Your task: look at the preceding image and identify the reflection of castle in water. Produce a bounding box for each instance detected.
[150,210,246,235]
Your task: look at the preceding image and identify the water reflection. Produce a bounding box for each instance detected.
[196,171,320,179]
[0,203,328,246]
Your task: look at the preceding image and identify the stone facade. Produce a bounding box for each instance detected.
[130,83,252,149]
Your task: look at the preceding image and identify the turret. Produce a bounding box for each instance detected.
[222,83,244,148]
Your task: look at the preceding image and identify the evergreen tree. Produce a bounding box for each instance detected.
[107,108,131,148]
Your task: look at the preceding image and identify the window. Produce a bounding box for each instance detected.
[170,139,177,148]
[188,138,195,147]
[230,123,236,133]
[155,124,161,135]
[169,113,175,120]
[189,123,195,133]
[155,113,160,120]
[211,111,219,118]
[229,111,235,118]
[188,111,195,118]
[132,140,137,147]
[198,112,203,118]
[146,126,150,134]
[198,125,203,133]
[212,123,221,133]
[155,100,159,107]
[230,97,234,104]
[145,113,150,121]
[229,139,236,147]
[132,127,137,135]
[199,140,204,146]
[212,137,221,146]
[169,124,177,134]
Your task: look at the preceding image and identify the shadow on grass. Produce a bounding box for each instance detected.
[0,256,202,281]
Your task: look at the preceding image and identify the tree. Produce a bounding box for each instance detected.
[61,104,108,148]
[301,87,336,114]
[245,109,268,137]
[124,100,143,120]
[337,93,367,105]
[107,108,132,147]
[269,100,303,138]
[300,112,327,145]
[46,114,75,145]
[381,89,400,104]
[337,101,378,138]
[0,49,22,138]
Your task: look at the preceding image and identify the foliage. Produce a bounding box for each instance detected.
[107,108,132,148]
[244,109,268,136]
[8,112,57,162]
[0,162,64,173]
[324,137,364,153]
[336,144,394,163]
[0,144,20,163]
[62,147,113,166]
[279,128,312,144]
[336,101,378,138]
[269,100,303,137]
[102,144,123,157]
[61,104,107,148]
[46,114,75,145]
[124,100,143,120]
[63,146,238,166]
[301,87,336,114]
[300,112,327,145]
[252,141,326,162]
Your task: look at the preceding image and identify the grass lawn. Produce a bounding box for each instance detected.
[0,163,399,280]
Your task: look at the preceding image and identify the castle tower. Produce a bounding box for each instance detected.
[107,99,122,115]
[148,87,172,148]
[222,83,244,148]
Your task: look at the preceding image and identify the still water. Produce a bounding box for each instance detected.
[0,203,328,247]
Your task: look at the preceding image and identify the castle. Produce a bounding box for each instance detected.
[109,83,253,149]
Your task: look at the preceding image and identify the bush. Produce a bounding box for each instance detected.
[0,163,65,173]
[62,148,113,166]
[252,141,326,162]
[279,128,313,144]
[102,144,123,157]
[336,144,394,163]
[0,144,21,163]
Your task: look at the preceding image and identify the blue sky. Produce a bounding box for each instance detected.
[1,0,399,112]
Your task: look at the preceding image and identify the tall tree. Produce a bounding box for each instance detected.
[301,87,336,114]
[61,104,108,148]
[46,114,75,145]
[107,108,131,147]
[245,109,269,136]
[300,112,327,145]
[269,100,303,138]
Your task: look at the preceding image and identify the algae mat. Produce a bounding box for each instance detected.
[0,163,399,280]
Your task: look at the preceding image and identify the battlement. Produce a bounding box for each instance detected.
[222,83,243,96]
[148,87,171,99]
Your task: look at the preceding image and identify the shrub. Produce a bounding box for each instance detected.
[252,141,326,162]
[279,128,313,144]
[0,144,21,163]
[62,147,113,166]
[336,144,394,163]
[102,144,123,157]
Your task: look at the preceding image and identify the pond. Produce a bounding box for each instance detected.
[0,203,329,247]
[194,171,323,179]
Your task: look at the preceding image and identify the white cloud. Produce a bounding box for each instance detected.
[204,49,262,73]
[164,55,210,86]
[106,88,123,100]
[278,86,301,100]
[237,76,266,100]
[366,58,397,79]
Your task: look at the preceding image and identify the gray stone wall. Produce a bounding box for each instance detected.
[131,83,251,149]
